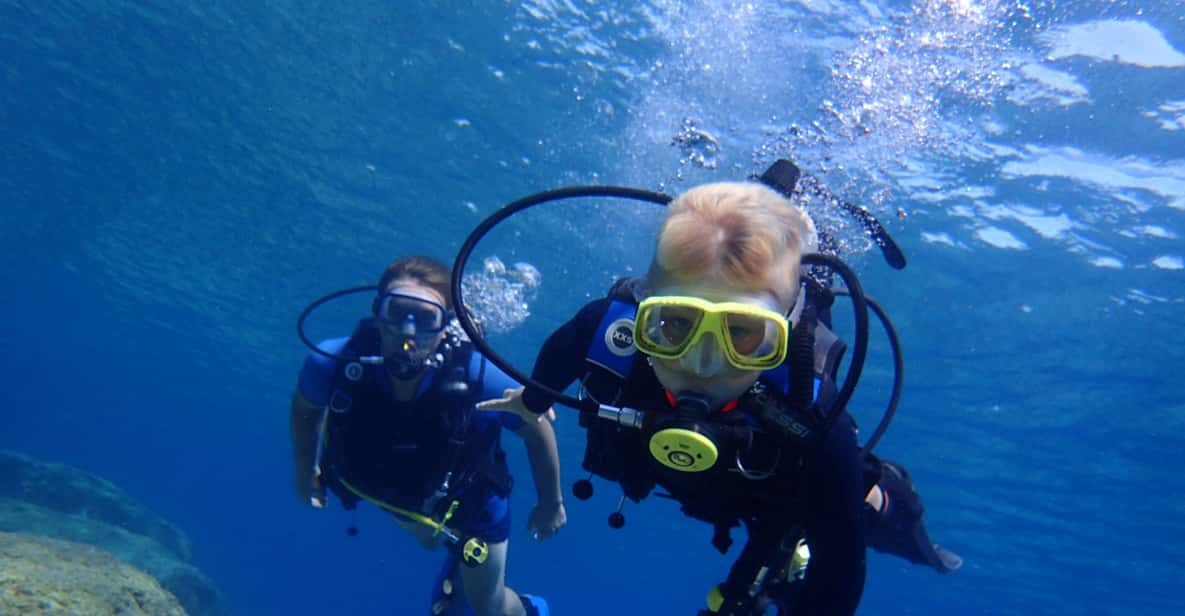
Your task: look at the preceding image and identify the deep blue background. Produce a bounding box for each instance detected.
[3,1,1183,614]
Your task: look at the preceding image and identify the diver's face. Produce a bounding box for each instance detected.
[647,273,793,410]
[377,279,449,371]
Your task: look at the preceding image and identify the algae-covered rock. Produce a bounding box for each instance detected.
[0,451,225,616]
[0,531,187,615]
[0,450,189,559]
[0,499,223,616]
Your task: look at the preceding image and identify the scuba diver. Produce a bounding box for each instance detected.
[289,256,563,616]
[458,162,960,615]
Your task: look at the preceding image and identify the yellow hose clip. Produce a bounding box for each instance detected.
[705,584,724,612]
[434,500,461,537]
[789,539,811,581]
[338,480,487,566]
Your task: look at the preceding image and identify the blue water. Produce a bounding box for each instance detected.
[3,1,1184,614]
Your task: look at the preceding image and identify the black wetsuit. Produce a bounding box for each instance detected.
[523,298,866,616]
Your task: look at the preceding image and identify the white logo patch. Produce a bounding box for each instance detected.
[604,317,636,357]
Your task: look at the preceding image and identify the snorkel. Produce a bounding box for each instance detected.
[442,159,914,616]
[449,160,901,448]
[446,158,907,541]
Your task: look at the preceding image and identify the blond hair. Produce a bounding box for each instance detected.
[648,182,816,306]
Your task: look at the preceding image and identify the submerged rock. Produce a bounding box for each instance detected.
[0,450,224,616]
[0,450,189,559]
[0,531,187,615]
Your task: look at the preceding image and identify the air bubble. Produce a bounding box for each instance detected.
[462,256,543,334]
[671,117,720,170]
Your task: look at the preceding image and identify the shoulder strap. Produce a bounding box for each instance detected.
[584,277,644,379]
[326,318,384,413]
[435,341,515,497]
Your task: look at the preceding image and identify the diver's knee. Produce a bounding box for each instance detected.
[456,539,513,615]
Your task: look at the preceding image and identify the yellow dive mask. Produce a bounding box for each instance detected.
[634,295,790,371]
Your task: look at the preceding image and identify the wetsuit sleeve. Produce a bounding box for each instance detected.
[521,298,612,415]
[473,352,526,431]
[296,338,348,407]
[797,411,867,616]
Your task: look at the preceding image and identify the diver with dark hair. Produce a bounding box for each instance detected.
[289,256,563,616]
[466,169,959,614]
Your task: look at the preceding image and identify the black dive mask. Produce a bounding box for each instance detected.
[376,291,451,379]
[295,284,471,395]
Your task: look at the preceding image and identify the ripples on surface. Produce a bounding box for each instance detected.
[514,1,1184,293]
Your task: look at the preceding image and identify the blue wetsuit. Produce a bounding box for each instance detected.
[300,337,524,543]
[523,298,866,615]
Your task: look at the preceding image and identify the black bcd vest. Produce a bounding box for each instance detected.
[576,278,848,551]
[322,319,511,515]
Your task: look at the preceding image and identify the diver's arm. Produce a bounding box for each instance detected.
[290,339,344,507]
[515,416,563,506]
[863,456,964,574]
[513,416,567,539]
[476,354,567,538]
[797,412,867,615]
[521,298,612,415]
[289,389,326,506]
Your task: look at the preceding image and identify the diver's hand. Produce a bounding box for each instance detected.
[526,501,567,541]
[294,469,326,509]
[476,387,556,423]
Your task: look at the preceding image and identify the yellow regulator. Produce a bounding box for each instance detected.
[649,427,719,472]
